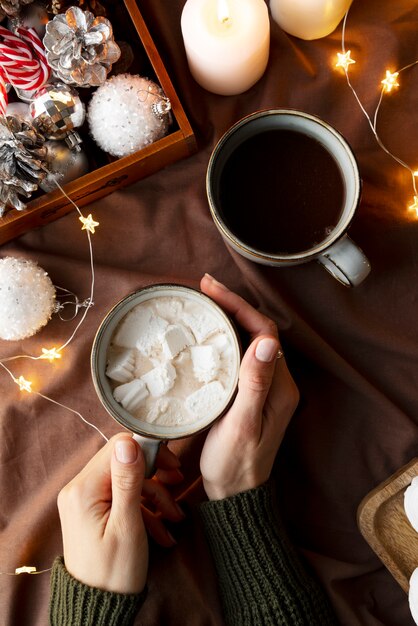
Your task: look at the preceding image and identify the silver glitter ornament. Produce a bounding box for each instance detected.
[0,115,47,216]
[43,6,121,87]
[87,74,172,158]
[29,82,86,150]
[40,140,89,192]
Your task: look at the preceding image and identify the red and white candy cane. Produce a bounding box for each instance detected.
[0,25,51,116]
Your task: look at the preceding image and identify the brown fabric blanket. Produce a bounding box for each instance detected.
[1,1,417,624]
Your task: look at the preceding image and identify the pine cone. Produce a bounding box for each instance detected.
[0,0,35,20]
[43,6,120,87]
[48,0,106,17]
[0,116,47,216]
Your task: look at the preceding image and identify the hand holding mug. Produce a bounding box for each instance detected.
[57,434,184,594]
[199,275,299,500]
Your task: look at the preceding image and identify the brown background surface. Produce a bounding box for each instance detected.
[1,1,418,624]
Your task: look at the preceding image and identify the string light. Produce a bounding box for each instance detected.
[15,375,32,392]
[335,8,418,216]
[335,50,355,71]
[0,175,104,578]
[79,213,99,234]
[381,70,399,93]
[15,566,37,575]
[40,347,62,362]
[0,566,52,576]
[409,196,418,217]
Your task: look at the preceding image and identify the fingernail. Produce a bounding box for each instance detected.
[204,273,228,291]
[115,439,138,464]
[255,338,279,363]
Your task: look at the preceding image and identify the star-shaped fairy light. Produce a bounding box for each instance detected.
[79,214,99,234]
[15,376,32,393]
[15,566,37,575]
[381,70,399,93]
[40,347,62,363]
[335,50,356,71]
[408,196,418,217]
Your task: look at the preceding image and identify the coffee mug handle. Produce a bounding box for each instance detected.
[132,434,162,478]
[317,234,371,287]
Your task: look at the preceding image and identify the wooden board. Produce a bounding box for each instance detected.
[0,0,197,246]
[357,458,418,592]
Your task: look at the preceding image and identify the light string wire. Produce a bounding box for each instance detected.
[337,7,418,208]
[0,171,108,577]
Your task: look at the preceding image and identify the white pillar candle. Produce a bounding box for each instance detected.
[269,0,352,40]
[181,0,270,96]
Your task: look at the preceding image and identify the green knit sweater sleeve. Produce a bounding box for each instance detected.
[49,556,146,626]
[199,482,338,626]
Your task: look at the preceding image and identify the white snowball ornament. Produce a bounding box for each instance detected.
[0,257,56,341]
[409,568,418,625]
[87,73,172,158]
[404,476,418,532]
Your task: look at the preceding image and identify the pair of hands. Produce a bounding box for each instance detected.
[58,274,299,595]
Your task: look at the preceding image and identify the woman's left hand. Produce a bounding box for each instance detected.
[58,433,184,594]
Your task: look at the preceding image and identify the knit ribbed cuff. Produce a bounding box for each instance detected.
[49,556,146,626]
[199,482,337,626]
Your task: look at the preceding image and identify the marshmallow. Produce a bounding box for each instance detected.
[141,362,176,397]
[183,309,220,343]
[113,378,149,413]
[113,306,168,356]
[155,298,183,321]
[146,397,195,426]
[208,332,232,355]
[162,324,195,359]
[190,345,220,383]
[106,349,135,383]
[185,380,225,419]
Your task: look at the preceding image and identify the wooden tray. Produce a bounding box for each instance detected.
[357,458,418,592]
[0,0,197,246]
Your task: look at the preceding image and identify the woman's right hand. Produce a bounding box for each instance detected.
[199,274,299,501]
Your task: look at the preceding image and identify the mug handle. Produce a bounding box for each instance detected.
[132,434,162,478]
[317,234,371,287]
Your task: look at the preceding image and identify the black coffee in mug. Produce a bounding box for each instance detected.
[207,110,370,287]
[218,128,345,254]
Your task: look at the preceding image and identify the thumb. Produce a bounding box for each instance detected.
[109,435,145,528]
[232,335,280,421]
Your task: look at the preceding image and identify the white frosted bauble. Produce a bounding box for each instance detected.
[404,476,418,532]
[87,74,171,158]
[0,257,56,341]
[409,568,418,625]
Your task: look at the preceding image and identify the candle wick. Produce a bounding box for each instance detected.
[217,0,232,26]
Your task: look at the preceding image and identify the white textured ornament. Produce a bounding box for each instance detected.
[0,257,56,341]
[87,73,171,158]
[404,476,418,532]
[409,568,418,625]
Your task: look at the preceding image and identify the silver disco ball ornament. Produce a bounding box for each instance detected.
[29,83,86,150]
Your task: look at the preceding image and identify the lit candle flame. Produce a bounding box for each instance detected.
[217,0,231,24]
